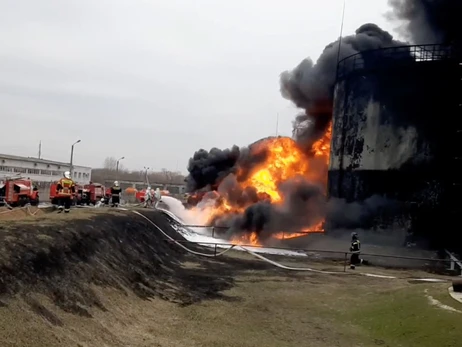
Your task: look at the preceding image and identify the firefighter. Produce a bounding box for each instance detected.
[144,186,152,208]
[95,197,105,208]
[56,171,75,213]
[154,188,162,208]
[349,232,363,269]
[111,181,122,207]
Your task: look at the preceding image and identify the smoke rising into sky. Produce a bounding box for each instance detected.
[183,0,461,238]
[0,0,392,171]
[279,23,406,145]
[387,0,462,45]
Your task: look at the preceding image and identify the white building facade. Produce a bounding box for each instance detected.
[0,154,92,184]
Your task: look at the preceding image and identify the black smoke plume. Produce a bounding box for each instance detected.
[280,24,406,145]
[185,146,240,192]
[224,178,327,240]
[186,137,278,193]
[388,0,462,45]
[185,24,406,237]
[185,4,451,238]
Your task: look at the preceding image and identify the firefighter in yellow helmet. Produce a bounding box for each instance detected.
[56,171,75,213]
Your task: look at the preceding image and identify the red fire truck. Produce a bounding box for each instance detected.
[81,183,106,205]
[0,178,39,207]
[50,182,81,205]
[135,188,170,203]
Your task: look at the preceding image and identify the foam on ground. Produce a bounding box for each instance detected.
[158,197,306,257]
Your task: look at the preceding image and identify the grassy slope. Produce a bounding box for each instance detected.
[0,209,461,346]
[2,265,461,347]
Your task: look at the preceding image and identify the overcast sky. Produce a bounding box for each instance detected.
[0,0,395,173]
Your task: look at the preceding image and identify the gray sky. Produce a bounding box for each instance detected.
[0,0,395,173]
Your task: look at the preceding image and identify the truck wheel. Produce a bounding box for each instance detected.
[20,197,29,207]
[30,198,39,206]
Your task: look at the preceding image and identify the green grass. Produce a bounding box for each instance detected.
[1,241,462,347]
[347,285,462,347]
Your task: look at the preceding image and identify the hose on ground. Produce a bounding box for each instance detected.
[0,205,28,215]
[106,208,451,282]
[131,210,236,258]
[26,205,38,216]
[132,209,403,278]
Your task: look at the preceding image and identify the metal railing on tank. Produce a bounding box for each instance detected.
[336,44,455,80]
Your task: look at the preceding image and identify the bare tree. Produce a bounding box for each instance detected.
[103,157,117,171]
[92,161,185,187]
[161,168,174,183]
[103,156,126,172]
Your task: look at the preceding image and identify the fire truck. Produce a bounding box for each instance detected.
[0,178,40,207]
[81,183,106,205]
[135,188,151,203]
[135,188,169,203]
[49,182,81,205]
[49,182,66,205]
[74,184,84,205]
[50,182,106,206]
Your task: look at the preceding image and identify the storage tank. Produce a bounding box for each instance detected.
[328,44,461,248]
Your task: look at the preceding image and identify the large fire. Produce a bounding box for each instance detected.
[191,122,332,246]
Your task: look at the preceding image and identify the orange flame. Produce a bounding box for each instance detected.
[230,232,261,247]
[191,122,332,245]
[238,137,311,203]
[272,221,324,240]
[313,123,332,164]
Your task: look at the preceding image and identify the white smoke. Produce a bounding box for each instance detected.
[160,196,212,226]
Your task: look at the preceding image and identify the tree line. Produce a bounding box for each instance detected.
[90,157,186,185]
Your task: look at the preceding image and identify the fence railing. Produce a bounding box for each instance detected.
[446,250,462,275]
[336,44,456,80]
[165,238,461,275]
[163,214,461,275]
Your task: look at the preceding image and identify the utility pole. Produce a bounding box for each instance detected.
[276,113,279,137]
[70,139,81,177]
[144,166,150,186]
[116,156,125,179]
[38,141,41,159]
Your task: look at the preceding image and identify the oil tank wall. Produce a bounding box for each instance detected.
[328,57,461,247]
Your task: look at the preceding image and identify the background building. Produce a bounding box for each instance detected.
[0,153,92,184]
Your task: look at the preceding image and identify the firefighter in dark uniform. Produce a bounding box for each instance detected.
[110,181,122,207]
[350,232,363,269]
[56,171,75,213]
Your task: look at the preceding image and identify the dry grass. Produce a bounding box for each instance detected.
[0,254,461,347]
[0,206,120,227]
[0,209,460,347]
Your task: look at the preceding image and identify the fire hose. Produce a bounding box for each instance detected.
[130,209,449,282]
[132,210,237,258]
[0,204,450,282]
[0,204,39,216]
[26,205,40,216]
